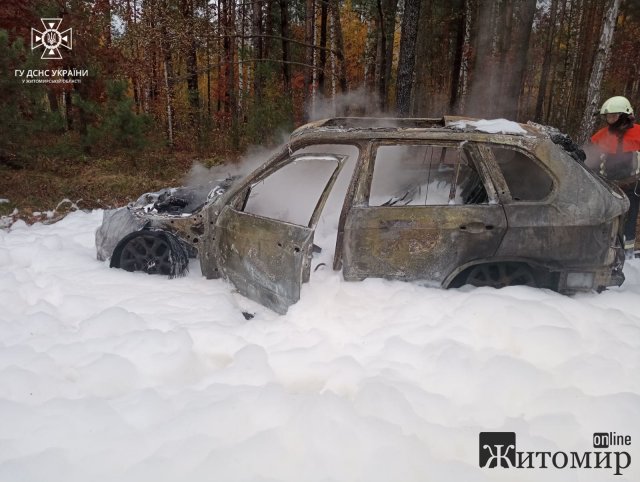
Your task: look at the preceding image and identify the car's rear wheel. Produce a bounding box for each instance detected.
[111,231,189,277]
[465,262,536,289]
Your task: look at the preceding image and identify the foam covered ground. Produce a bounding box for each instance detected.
[0,211,638,481]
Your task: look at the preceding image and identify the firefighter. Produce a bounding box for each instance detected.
[591,96,640,258]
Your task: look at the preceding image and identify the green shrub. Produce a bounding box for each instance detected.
[0,30,65,166]
[79,80,153,155]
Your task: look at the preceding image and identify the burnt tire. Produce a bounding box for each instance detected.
[464,262,537,289]
[110,230,189,278]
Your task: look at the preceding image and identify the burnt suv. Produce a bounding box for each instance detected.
[96,117,628,313]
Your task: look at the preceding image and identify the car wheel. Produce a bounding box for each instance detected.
[465,262,536,289]
[111,231,189,278]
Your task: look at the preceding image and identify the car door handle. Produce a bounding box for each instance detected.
[459,222,493,234]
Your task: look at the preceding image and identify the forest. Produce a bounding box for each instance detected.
[1,0,639,215]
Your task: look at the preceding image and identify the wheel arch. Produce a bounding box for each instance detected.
[444,257,556,289]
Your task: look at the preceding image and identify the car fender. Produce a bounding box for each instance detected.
[95,207,146,261]
[443,257,554,288]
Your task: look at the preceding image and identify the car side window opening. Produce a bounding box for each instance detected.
[294,145,360,237]
[369,144,489,206]
[490,146,553,201]
[243,155,340,227]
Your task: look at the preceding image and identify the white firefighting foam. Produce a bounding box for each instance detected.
[0,211,639,482]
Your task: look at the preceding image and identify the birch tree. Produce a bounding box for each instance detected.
[577,0,622,145]
[159,0,174,146]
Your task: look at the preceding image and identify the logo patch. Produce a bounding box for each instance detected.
[31,18,72,60]
[479,432,516,468]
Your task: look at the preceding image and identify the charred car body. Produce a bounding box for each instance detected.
[96,117,628,313]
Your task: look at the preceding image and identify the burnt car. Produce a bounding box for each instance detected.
[96,117,628,313]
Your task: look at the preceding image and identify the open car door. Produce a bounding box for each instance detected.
[215,154,346,314]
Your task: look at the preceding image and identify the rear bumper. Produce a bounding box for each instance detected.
[594,234,625,291]
[606,235,626,289]
[557,234,625,293]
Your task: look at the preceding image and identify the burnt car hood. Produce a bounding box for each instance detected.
[96,178,237,261]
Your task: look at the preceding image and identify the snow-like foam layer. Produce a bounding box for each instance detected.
[0,211,639,481]
[451,118,528,134]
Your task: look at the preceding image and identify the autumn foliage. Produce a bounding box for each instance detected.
[0,0,639,164]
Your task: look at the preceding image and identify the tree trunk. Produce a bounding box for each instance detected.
[330,0,348,94]
[160,0,174,146]
[555,0,577,127]
[95,0,112,48]
[318,0,328,96]
[64,90,73,130]
[264,0,273,59]
[223,0,237,130]
[396,0,421,115]
[450,0,473,113]
[383,0,398,107]
[569,0,605,129]
[455,0,474,114]
[182,0,200,128]
[494,0,513,116]
[545,0,567,124]
[503,0,536,120]
[304,0,315,116]
[47,89,59,112]
[214,0,221,114]
[376,0,387,110]
[364,18,378,91]
[374,0,399,111]
[239,1,246,112]
[253,0,264,101]
[562,0,585,127]
[205,0,211,118]
[279,0,291,92]
[577,0,622,145]
[466,0,502,117]
[534,0,559,122]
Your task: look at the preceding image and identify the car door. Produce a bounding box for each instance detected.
[342,141,508,285]
[215,154,346,314]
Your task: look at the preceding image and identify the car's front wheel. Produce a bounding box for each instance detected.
[110,230,189,278]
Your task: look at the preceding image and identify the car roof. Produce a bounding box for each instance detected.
[290,116,547,141]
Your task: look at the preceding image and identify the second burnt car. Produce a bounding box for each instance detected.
[96,117,628,313]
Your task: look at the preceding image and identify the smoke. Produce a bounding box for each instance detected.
[243,144,359,231]
[307,86,386,120]
[182,141,289,189]
[582,142,603,170]
[182,139,359,231]
[178,86,397,249]
[182,85,394,192]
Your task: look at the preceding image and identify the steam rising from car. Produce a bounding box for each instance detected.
[308,86,386,120]
[184,142,360,256]
[184,143,287,189]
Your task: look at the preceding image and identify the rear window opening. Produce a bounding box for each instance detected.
[490,146,553,201]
